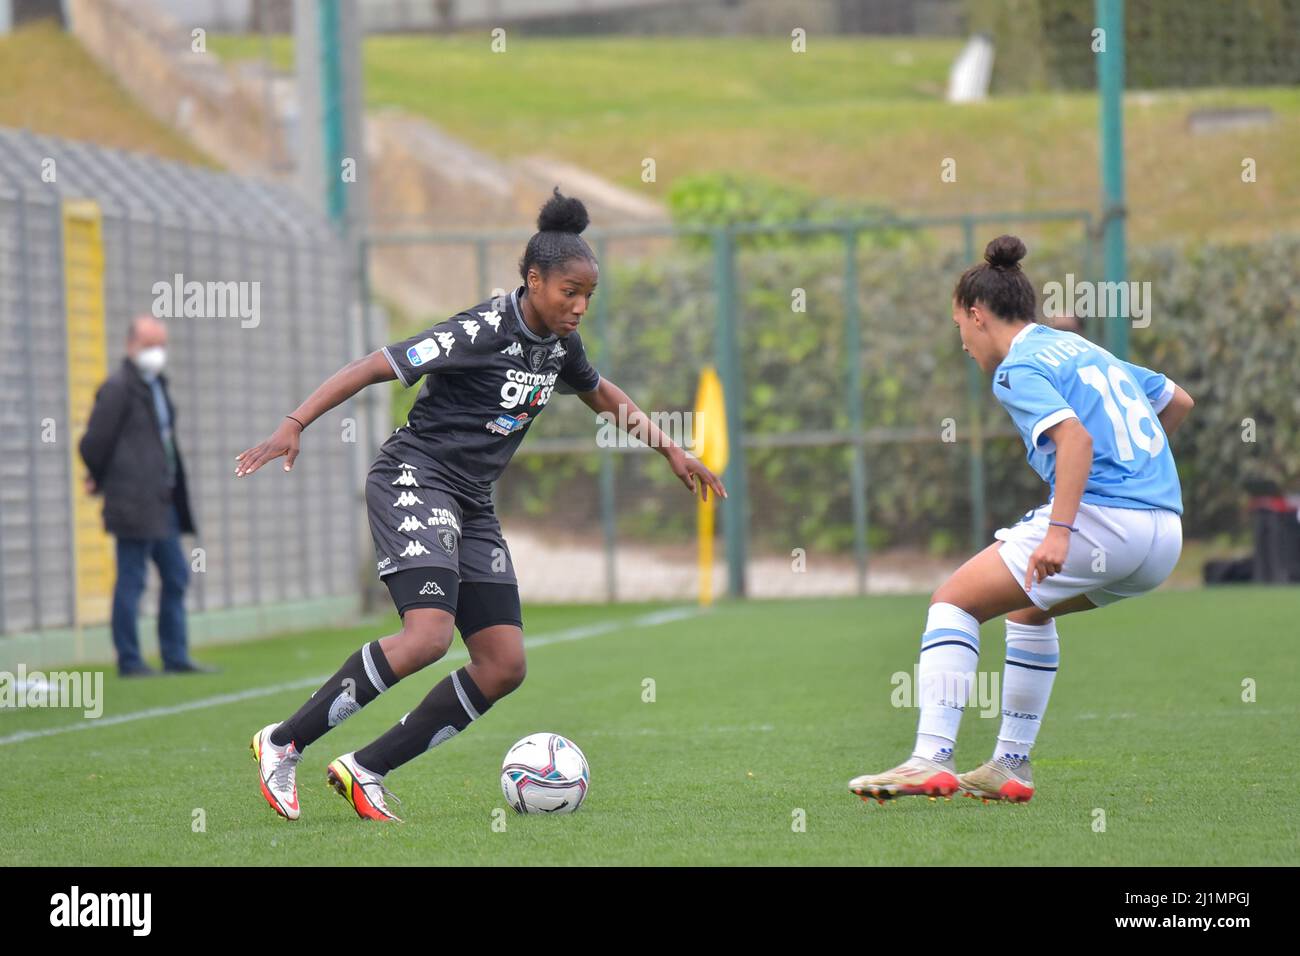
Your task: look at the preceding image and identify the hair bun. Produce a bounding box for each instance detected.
[537,187,590,235]
[984,234,1027,269]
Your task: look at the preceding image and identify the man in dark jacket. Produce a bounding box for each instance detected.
[79,316,213,677]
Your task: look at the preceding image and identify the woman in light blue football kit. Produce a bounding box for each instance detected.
[849,236,1195,804]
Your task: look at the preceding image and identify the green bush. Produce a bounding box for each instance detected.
[388,233,1300,555]
[967,0,1300,91]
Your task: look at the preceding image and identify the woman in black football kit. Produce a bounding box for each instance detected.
[237,190,726,821]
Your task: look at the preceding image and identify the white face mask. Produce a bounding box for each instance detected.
[134,346,167,378]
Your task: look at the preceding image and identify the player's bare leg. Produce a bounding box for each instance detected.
[378,607,456,678]
[464,623,527,703]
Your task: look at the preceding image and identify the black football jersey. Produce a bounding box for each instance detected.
[379,285,601,494]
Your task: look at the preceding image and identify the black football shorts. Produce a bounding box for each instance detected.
[366,453,518,587]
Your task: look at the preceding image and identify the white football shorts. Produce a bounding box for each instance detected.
[995,501,1183,610]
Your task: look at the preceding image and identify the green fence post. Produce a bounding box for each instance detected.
[962,218,987,552]
[843,228,868,595]
[316,0,346,225]
[1096,0,1129,361]
[594,237,617,603]
[713,228,748,598]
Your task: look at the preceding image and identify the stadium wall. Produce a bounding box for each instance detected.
[0,128,365,667]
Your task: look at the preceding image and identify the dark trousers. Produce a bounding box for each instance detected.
[111,506,191,673]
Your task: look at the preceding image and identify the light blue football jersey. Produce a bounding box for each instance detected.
[991,323,1183,514]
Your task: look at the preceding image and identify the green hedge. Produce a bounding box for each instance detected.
[967,0,1300,91]
[392,234,1300,554]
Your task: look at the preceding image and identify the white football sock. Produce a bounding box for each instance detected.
[993,619,1060,762]
[913,602,980,762]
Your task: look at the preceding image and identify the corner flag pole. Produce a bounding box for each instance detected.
[694,366,728,607]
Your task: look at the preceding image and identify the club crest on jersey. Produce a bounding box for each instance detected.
[486,412,531,436]
[436,528,458,555]
[529,347,548,372]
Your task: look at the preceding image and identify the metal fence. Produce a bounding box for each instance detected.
[361,210,1099,604]
[0,129,362,660]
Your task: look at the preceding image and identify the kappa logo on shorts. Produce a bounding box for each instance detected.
[396,515,424,533]
[393,491,423,508]
[419,580,446,596]
[436,528,458,555]
[401,541,431,557]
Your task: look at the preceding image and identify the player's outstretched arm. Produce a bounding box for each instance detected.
[1158,384,1194,436]
[235,350,397,477]
[578,377,728,501]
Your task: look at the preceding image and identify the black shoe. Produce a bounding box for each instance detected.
[163,661,221,675]
[120,665,160,678]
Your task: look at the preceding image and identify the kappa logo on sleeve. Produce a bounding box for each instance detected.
[407,338,439,367]
[460,319,480,343]
[478,310,502,333]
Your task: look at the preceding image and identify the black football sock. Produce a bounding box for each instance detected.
[270,641,399,751]
[354,667,491,776]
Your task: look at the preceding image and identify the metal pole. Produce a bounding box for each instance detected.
[317,0,346,225]
[963,218,987,552]
[1096,0,1128,360]
[712,229,748,598]
[843,229,868,595]
[593,237,617,603]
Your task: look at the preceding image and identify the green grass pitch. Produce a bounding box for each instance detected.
[3,589,1296,866]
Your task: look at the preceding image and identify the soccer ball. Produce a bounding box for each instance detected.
[500,732,590,814]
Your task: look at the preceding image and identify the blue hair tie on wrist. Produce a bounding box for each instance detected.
[1048,520,1078,532]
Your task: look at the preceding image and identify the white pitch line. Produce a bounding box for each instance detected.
[0,606,700,748]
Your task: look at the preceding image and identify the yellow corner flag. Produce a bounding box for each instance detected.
[693,366,728,606]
